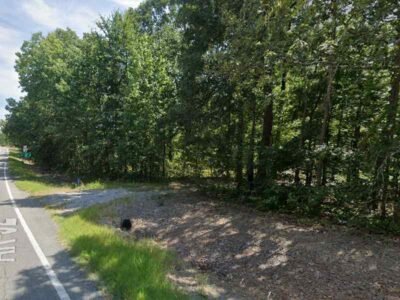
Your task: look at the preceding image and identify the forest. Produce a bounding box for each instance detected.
[4,0,400,232]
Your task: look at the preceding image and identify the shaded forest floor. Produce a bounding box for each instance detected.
[99,185,400,299]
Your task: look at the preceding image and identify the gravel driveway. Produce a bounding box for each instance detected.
[38,188,132,213]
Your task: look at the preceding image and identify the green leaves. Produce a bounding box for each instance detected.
[3,0,400,225]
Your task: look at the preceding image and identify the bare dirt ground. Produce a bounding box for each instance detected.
[100,187,400,300]
[40,186,400,299]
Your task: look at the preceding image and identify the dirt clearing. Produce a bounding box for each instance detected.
[94,188,400,300]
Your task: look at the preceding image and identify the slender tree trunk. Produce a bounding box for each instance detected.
[331,108,344,182]
[257,98,273,184]
[347,96,362,182]
[303,93,320,186]
[316,0,337,186]
[162,141,166,178]
[395,166,400,222]
[382,163,389,218]
[225,112,234,178]
[317,65,336,185]
[306,140,314,186]
[295,95,308,184]
[235,98,245,189]
[247,97,257,190]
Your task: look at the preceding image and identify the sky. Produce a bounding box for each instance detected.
[0,0,144,119]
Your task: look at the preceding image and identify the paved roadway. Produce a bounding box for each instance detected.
[0,147,101,300]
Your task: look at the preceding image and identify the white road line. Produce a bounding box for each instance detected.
[3,149,71,300]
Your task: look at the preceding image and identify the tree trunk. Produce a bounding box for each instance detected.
[247,97,257,190]
[306,135,314,186]
[331,108,344,182]
[316,0,337,186]
[395,167,400,223]
[295,95,308,184]
[225,112,234,178]
[162,141,166,178]
[348,99,362,183]
[257,99,273,184]
[235,98,245,189]
[317,64,337,185]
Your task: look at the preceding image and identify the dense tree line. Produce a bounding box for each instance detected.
[4,0,400,228]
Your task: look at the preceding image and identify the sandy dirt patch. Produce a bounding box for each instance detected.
[102,189,400,300]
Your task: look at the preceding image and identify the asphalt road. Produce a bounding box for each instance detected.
[0,148,102,300]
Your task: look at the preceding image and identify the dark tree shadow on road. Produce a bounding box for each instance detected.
[14,249,102,300]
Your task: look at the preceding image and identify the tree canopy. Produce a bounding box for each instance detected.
[4,0,400,231]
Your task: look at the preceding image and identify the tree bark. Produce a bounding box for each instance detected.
[348,99,362,183]
[247,97,257,190]
[295,94,308,184]
[316,64,336,186]
[316,0,337,186]
[235,98,245,189]
[257,99,273,184]
[395,167,400,223]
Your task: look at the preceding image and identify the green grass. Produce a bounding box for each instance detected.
[8,150,74,195]
[8,148,185,299]
[7,149,164,196]
[79,180,164,191]
[57,203,186,300]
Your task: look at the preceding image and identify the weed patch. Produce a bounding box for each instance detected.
[57,204,186,300]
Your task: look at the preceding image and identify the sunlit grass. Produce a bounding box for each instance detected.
[7,149,163,196]
[79,180,162,191]
[8,149,185,298]
[57,203,186,300]
[8,150,73,195]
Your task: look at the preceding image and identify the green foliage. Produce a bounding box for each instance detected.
[259,184,327,217]
[3,0,400,230]
[0,134,9,146]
